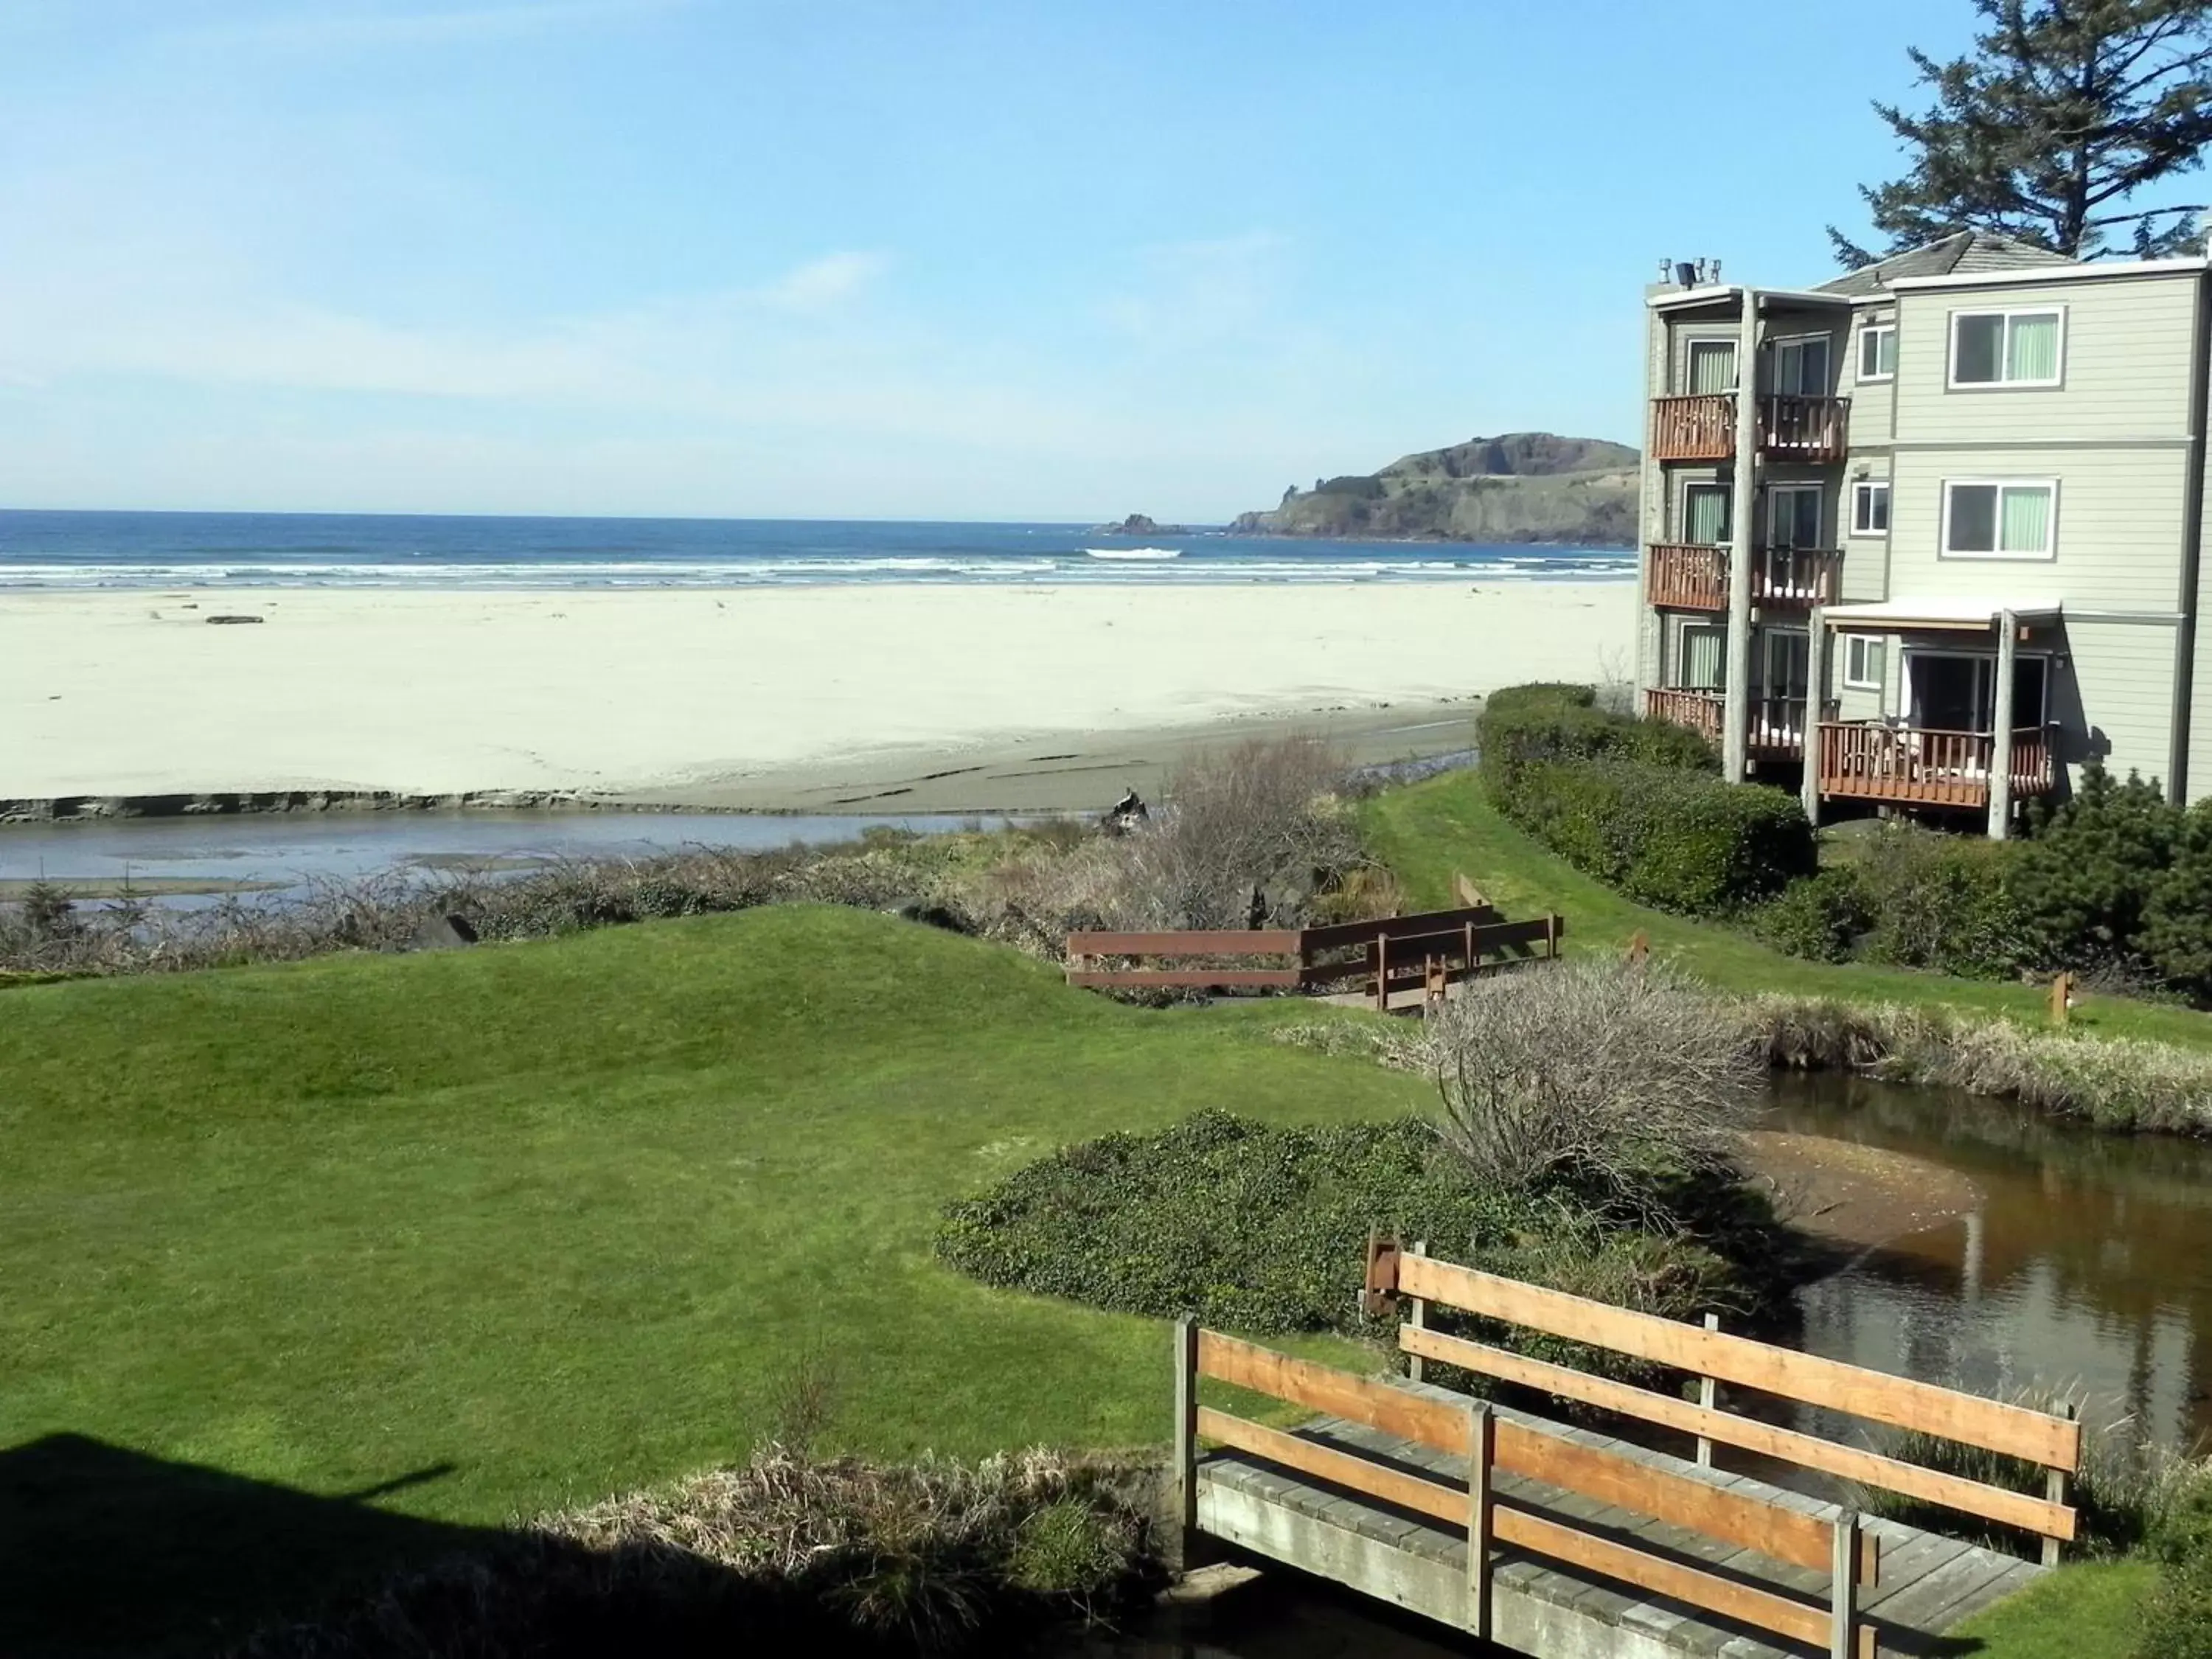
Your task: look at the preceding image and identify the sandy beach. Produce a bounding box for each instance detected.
[0,582,1633,810]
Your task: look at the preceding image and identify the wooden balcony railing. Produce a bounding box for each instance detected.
[1650,394,1735,462]
[1646,543,1728,610]
[1759,395,1850,462]
[1817,723,2056,807]
[1649,394,1851,465]
[1752,546,1843,608]
[1644,686,1724,745]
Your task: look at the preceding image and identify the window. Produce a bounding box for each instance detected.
[1679,623,1726,690]
[1686,338,1736,394]
[1857,323,1896,382]
[1771,334,1832,396]
[1943,480,2057,558]
[1851,481,1891,536]
[1683,482,1730,544]
[1843,635,1885,692]
[1950,308,2064,387]
[1767,484,1822,549]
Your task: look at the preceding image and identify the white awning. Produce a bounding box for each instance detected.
[1820,597,2062,632]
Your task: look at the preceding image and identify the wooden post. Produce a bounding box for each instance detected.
[1722,291,1761,785]
[2050,971,2075,1027]
[1374,931,1389,1013]
[1544,911,1559,960]
[1830,1506,1860,1659]
[1627,930,1649,967]
[2043,1402,2078,1567]
[1467,1400,1495,1641]
[1989,608,2019,840]
[1408,1241,1430,1383]
[1694,1312,1720,1466]
[1463,919,1475,981]
[1173,1317,1199,1558]
[1804,606,1827,828]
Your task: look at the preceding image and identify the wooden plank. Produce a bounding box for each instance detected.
[1397,1257,2080,1471]
[1196,1408,1467,1527]
[1065,929,1301,955]
[1399,1325,2075,1542]
[1298,905,1504,953]
[1492,1416,1851,1579]
[1490,1503,1832,1649]
[1066,968,1304,989]
[1173,1319,1199,1544]
[1198,1330,1467,1453]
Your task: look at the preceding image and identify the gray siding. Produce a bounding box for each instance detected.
[1846,305,1896,449]
[1885,445,2191,611]
[1892,271,2199,443]
[2060,619,2183,790]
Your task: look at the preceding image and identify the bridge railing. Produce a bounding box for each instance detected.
[1068,903,1565,1011]
[1371,1245,2082,1565]
[1177,1322,1879,1655]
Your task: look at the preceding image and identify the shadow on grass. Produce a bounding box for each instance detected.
[0,1433,489,1656]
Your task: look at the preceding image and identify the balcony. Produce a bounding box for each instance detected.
[1644,689,1816,759]
[1644,545,1843,611]
[1649,394,1851,464]
[1815,723,2056,808]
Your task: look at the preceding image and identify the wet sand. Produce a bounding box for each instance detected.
[0,582,1632,808]
[1742,1130,1984,1251]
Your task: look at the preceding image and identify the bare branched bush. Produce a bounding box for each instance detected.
[1117,734,1357,930]
[1419,958,1765,1204]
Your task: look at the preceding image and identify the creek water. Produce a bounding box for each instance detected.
[1065,1071,2212,1655]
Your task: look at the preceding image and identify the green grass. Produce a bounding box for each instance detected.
[1950,1558,2154,1658]
[0,905,1423,1653]
[1360,769,2212,1050]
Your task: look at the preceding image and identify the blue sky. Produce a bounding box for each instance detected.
[0,0,2028,520]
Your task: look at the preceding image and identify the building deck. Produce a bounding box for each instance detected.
[1194,1384,2042,1658]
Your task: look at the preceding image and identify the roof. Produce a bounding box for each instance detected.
[1823,597,2063,631]
[1814,231,2076,299]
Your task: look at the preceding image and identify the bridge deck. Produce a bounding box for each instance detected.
[1195,1385,2042,1658]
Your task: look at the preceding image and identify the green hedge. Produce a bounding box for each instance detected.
[1477,685,1808,917]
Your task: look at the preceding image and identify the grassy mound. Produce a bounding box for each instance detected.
[0,905,1433,1655]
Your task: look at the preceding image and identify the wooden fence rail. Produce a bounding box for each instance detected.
[1067,905,1565,1010]
[1182,1324,1879,1655]
[1373,1247,2081,1562]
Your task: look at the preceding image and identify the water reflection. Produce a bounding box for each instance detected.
[1772,1071,2212,1450]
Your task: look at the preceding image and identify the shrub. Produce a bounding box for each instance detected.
[1315,473,1385,498]
[1849,824,2034,979]
[1477,683,1715,807]
[1753,867,1872,962]
[1511,758,1815,914]
[2139,1462,2212,1659]
[1420,958,1765,1206]
[2012,765,2180,971]
[934,1110,1755,1339]
[2143,797,2212,999]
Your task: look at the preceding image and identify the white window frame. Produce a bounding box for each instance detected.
[1683,337,1737,395]
[1947,306,2066,390]
[1940,478,2059,560]
[1770,332,1833,397]
[1857,322,1896,383]
[1841,634,1885,692]
[1849,480,1891,538]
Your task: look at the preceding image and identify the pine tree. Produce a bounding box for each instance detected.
[1830,0,2212,265]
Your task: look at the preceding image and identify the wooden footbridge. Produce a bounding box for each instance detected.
[1172,1244,2079,1657]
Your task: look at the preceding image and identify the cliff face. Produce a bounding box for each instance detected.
[1231,431,1638,545]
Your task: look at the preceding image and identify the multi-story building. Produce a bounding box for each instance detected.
[1635,231,2212,836]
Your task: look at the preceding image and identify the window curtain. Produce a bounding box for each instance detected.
[1682,627,1725,689]
[1688,342,1736,394]
[2006,315,2060,381]
[1686,487,1729,543]
[2000,486,2051,552]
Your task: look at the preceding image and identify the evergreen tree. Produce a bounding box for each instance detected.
[1830,1,2212,265]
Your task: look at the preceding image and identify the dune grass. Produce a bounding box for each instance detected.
[1358,768,2212,1051]
[0,905,1427,1654]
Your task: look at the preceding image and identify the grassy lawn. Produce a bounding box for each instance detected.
[1360,768,2212,1051]
[1950,1558,2154,1658]
[0,905,1425,1655]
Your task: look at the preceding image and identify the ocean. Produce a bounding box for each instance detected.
[0,509,1632,590]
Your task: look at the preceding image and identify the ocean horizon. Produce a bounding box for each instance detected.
[0,509,1634,591]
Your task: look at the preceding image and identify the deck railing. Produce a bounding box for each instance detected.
[1817,722,2057,807]
[1646,543,1728,610]
[1753,546,1843,607]
[1646,689,1822,759]
[1649,394,1851,464]
[1644,686,1725,745]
